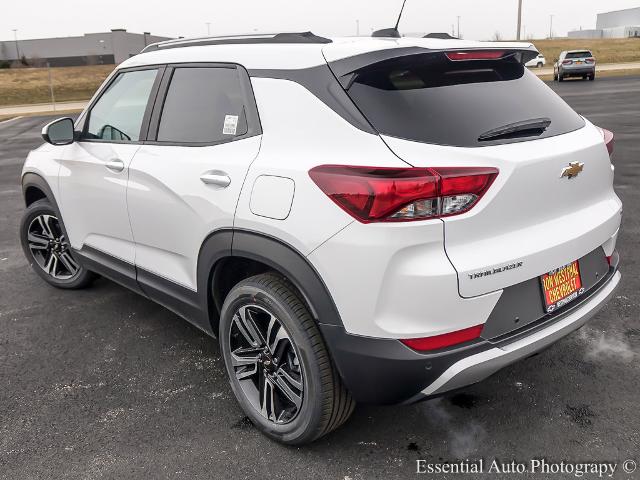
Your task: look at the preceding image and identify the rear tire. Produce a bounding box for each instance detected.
[558,74,564,82]
[589,73,596,81]
[20,199,96,289]
[219,273,355,445]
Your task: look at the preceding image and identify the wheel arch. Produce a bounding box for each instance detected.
[22,173,55,208]
[197,229,344,336]
[21,173,71,242]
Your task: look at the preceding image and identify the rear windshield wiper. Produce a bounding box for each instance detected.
[478,117,551,142]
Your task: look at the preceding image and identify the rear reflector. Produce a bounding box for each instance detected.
[597,127,614,157]
[400,325,484,352]
[446,50,506,61]
[309,165,498,223]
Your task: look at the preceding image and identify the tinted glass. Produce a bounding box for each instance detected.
[344,53,585,147]
[566,51,593,59]
[157,67,248,143]
[85,69,158,142]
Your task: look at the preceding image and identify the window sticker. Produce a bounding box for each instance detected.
[223,115,239,135]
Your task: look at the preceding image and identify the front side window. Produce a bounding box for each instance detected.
[156,67,248,144]
[84,69,158,142]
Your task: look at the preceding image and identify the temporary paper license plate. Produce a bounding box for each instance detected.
[540,261,585,313]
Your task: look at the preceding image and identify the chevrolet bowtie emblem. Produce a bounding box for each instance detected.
[561,161,584,179]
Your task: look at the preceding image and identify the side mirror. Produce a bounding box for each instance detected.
[42,117,75,146]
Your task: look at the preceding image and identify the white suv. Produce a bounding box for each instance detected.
[20,33,621,445]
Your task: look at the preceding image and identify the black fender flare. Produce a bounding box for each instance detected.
[197,229,345,334]
[22,172,56,207]
[21,173,71,241]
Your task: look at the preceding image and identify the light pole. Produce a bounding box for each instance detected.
[12,29,20,60]
[206,22,211,36]
[549,15,554,39]
[516,0,523,40]
[356,19,360,36]
[457,16,461,39]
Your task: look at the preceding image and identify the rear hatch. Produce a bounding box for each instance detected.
[328,44,621,297]
[563,50,596,68]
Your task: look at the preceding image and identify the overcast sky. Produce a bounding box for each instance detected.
[3,0,639,41]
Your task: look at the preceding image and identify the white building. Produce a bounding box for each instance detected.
[568,7,640,38]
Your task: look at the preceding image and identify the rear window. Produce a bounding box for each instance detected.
[156,66,248,144]
[566,51,593,59]
[342,53,585,147]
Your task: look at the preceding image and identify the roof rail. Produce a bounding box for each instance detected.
[141,31,331,53]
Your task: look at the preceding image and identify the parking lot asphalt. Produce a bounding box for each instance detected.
[1,76,639,480]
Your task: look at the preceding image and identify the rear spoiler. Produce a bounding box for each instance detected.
[329,45,539,82]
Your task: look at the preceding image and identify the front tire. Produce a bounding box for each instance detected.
[20,199,95,289]
[219,273,355,445]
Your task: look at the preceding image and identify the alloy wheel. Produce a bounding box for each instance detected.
[27,214,80,280]
[228,304,304,424]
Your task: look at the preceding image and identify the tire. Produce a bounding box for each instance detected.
[589,74,596,81]
[20,199,96,289]
[558,74,564,82]
[219,273,355,445]
[537,62,543,68]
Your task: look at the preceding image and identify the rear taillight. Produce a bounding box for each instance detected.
[400,324,484,352]
[585,57,595,64]
[597,127,614,157]
[309,165,498,223]
[562,59,573,65]
[446,50,506,61]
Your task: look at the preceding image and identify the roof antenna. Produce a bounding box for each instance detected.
[372,0,407,38]
[394,0,408,31]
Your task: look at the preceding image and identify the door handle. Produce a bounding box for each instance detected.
[200,172,231,188]
[105,159,125,173]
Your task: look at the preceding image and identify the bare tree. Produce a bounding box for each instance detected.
[28,56,47,68]
[492,31,503,41]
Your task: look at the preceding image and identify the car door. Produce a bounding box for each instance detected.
[58,67,162,287]
[126,64,261,304]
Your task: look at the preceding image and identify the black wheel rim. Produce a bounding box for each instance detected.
[228,304,304,424]
[27,214,80,280]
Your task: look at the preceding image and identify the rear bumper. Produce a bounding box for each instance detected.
[561,67,596,76]
[415,269,620,399]
[322,267,620,405]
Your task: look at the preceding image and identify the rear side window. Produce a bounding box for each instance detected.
[566,51,593,59]
[85,69,158,142]
[156,67,248,144]
[342,53,585,147]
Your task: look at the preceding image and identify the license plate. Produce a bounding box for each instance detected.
[575,61,583,64]
[540,261,585,313]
